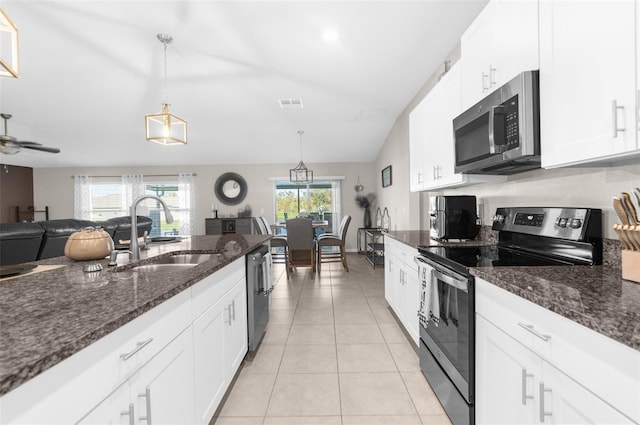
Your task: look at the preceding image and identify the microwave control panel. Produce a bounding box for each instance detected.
[501,95,519,149]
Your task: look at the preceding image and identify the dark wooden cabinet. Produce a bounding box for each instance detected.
[205,218,255,235]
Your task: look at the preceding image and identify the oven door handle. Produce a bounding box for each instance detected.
[432,268,468,293]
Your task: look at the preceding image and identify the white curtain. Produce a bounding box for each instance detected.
[73,175,92,219]
[178,172,195,235]
[122,174,145,214]
[331,179,342,234]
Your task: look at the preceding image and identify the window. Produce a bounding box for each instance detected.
[73,174,195,236]
[274,179,342,233]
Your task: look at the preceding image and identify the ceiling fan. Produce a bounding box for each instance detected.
[0,113,61,155]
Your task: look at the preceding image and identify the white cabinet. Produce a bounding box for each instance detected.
[475,277,640,424]
[192,260,247,425]
[461,0,539,109]
[540,0,639,168]
[79,327,195,425]
[409,63,505,192]
[383,237,419,345]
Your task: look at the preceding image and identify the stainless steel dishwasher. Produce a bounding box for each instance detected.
[246,244,273,351]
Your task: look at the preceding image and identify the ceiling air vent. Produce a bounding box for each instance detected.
[279,99,304,109]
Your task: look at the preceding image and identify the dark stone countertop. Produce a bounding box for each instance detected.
[0,234,271,397]
[385,230,640,352]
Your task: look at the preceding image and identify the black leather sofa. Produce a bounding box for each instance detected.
[0,216,153,266]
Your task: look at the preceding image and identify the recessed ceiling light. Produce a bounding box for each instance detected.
[322,29,339,42]
[279,99,304,109]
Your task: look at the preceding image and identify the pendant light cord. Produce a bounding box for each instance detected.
[298,130,304,162]
[162,38,168,105]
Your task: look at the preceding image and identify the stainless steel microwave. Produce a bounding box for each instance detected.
[453,70,540,175]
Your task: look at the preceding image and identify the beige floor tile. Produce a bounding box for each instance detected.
[287,324,335,345]
[241,344,285,374]
[263,417,341,425]
[271,297,299,310]
[341,415,422,424]
[387,343,421,372]
[371,307,398,324]
[335,323,385,344]
[360,286,385,297]
[339,372,416,416]
[218,373,277,417]
[210,417,264,425]
[267,373,341,416]
[262,325,291,345]
[299,286,333,298]
[269,309,295,325]
[331,287,364,298]
[366,295,391,309]
[280,344,338,373]
[297,296,334,310]
[333,296,370,310]
[337,343,397,372]
[379,322,411,343]
[293,308,335,325]
[333,308,376,324]
[401,371,447,415]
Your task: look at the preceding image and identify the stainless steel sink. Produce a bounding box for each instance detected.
[151,253,216,265]
[133,263,202,273]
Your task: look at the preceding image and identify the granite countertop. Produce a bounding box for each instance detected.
[0,234,270,397]
[385,230,640,352]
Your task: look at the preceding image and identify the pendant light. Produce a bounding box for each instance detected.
[0,8,19,78]
[145,33,187,145]
[289,130,313,183]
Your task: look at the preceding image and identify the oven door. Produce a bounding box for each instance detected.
[415,256,475,404]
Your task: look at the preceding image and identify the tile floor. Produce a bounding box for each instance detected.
[211,254,452,425]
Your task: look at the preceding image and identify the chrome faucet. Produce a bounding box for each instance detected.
[129,195,174,261]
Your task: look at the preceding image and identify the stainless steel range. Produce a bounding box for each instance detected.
[416,207,603,425]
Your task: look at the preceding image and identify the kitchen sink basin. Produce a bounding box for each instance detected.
[132,263,202,273]
[151,253,216,265]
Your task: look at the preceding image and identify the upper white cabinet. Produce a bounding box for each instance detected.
[461,0,539,109]
[409,63,505,192]
[539,0,639,168]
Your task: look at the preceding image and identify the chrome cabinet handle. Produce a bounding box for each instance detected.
[417,172,423,184]
[121,403,134,425]
[139,386,152,425]
[612,99,626,138]
[231,300,236,321]
[518,323,551,342]
[521,368,534,405]
[121,338,153,361]
[482,71,489,92]
[225,306,232,326]
[489,66,497,87]
[539,382,553,422]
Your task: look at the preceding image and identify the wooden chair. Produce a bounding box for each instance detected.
[285,218,316,278]
[316,215,351,274]
[256,216,289,279]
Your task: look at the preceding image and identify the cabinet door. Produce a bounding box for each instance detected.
[133,327,195,425]
[401,261,420,345]
[541,362,634,425]
[384,248,397,308]
[433,64,461,186]
[422,81,444,187]
[76,383,131,425]
[409,98,427,192]
[225,279,248,378]
[476,314,539,425]
[193,296,229,424]
[540,0,637,168]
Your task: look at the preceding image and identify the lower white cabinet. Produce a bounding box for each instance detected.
[193,275,247,424]
[78,327,195,425]
[475,277,639,424]
[384,237,419,345]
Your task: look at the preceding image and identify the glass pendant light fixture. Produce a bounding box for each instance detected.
[289,130,313,183]
[145,33,187,145]
[0,8,19,78]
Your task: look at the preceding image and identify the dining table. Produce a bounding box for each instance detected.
[271,220,329,235]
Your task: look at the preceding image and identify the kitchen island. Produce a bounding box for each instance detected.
[0,233,270,424]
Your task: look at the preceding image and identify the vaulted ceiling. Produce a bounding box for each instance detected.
[0,0,486,168]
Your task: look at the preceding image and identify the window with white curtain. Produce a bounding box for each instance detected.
[73,173,196,236]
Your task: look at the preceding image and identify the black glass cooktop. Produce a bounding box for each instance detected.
[418,244,574,275]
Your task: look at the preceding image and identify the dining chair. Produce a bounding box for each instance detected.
[316,215,351,274]
[257,216,289,279]
[285,217,316,278]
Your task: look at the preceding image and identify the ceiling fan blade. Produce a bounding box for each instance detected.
[16,141,43,146]
[21,144,61,154]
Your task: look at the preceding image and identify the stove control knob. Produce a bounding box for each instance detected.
[555,217,568,228]
[492,214,505,224]
[569,218,582,229]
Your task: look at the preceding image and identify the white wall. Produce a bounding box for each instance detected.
[33,162,376,251]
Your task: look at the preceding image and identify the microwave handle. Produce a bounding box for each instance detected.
[488,105,506,154]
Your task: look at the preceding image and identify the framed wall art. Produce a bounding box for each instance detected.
[382,165,392,188]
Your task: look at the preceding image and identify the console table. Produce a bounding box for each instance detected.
[205,217,255,235]
[364,229,385,268]
[357,227,382,254]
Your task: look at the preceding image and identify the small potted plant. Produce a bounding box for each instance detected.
[355,193,376,228]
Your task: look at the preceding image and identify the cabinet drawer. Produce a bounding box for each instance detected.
[476,277,640,422]
[191,257,245,320]
[1,289,191,425]
[385,237,418,268]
